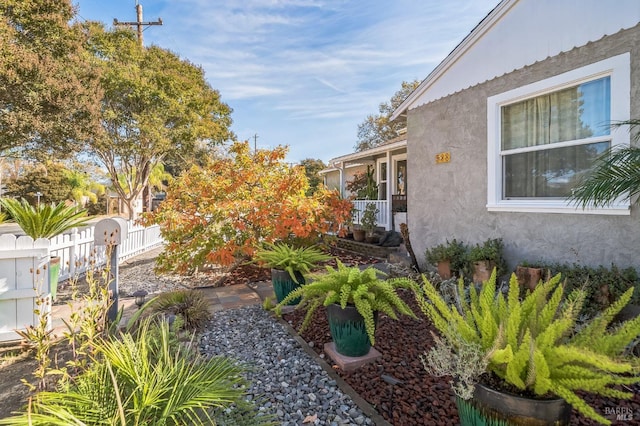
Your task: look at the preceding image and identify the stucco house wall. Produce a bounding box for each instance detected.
[408,23,640,271]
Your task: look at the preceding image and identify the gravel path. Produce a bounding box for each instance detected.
[199,305,374,426]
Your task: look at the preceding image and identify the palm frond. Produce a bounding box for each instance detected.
[570,145,640,208]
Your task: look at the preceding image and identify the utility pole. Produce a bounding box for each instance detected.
[253,133,259,155]
[113,0,162,47]
[114,1,162,213]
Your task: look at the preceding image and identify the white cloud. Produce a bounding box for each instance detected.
[76,0,499,161]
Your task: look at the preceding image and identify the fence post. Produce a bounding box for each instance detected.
[68,227,78,278]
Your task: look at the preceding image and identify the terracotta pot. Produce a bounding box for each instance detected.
[457,383,571,426]
[353,229,366,242]
[326,304,377,357]
[472,260,495,284]
[437,260,452,279]
[271,269,304,305]
[516,266,543,291]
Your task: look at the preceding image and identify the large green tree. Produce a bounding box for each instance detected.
[85,23,234,219]
[299,158,326,195]
[0,0,101,158]
[3,162,73,205]
[355,80,420,152]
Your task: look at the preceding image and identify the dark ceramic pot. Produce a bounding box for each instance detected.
[456,383,571,426]
[271,269,304,305]
[326,303,377,357]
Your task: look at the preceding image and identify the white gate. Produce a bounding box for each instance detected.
[0,235,51,342]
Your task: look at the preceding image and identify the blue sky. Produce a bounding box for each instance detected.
[73,0,498,163]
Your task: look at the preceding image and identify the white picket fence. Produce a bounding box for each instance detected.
[0,235,51,342]
[48,220,164,282]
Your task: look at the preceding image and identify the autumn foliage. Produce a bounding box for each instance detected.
[143,142,352,274]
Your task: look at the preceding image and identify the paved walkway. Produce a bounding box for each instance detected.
[50,270,275,337]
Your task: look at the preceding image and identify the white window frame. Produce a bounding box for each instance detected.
[392,154,407,195]
[487,53,631,215]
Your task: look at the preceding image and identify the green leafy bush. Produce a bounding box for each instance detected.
[253,243,332,283]
[130,289,212,332]
[276,260,416,345]
[425,239,467,274]
[529,262,640,316]
[416,270,640,425]
[468,238,506,276]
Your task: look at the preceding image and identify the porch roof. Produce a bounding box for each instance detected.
[325,136,406,169]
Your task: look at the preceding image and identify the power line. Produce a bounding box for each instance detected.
[113,1,162,47]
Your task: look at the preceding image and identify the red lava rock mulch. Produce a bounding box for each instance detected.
[283,291,640,426]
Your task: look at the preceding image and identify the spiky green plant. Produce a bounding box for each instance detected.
[253,242,332,283]
[570,119,640,208]
[0,198,89,239]
[416,269,640,425]
[276,260,417,345]
[0,319,247,426]
[130,289,212,332]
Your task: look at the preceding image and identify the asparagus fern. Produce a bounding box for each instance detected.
[416,270,640,425]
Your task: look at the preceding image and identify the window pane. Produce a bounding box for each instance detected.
[379,183,387,200]
[503,142,609,198]
[501,77,610,150]
[380,162,387,182]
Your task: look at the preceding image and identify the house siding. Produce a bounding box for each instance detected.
[407,24,640,271]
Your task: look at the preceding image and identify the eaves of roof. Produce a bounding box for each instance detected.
[390,0,512,121]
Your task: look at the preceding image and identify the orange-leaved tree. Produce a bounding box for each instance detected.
[142,141,352,274]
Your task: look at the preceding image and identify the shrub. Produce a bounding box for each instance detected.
[253,243,332,282]
[0,319,247,426]
[132,289,212,332]
[425,239,467,274]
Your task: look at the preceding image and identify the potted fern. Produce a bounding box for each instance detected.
[0,198,90,299]
[468,238,504,283]
[253,243,332,305]
[425,239,467,279]
[276,260,416,357]
[417,269,640,425]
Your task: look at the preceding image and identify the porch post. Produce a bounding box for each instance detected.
[386,150,392,230]
[339,162,345,198]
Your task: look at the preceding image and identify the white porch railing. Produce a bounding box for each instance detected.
[352,200,389,230]
[47,220,164,282]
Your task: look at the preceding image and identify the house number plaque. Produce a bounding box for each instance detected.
[435,152,451,164]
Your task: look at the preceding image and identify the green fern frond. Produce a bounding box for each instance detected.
[534,318,573,350]
[374,299,399,320]
[551,346,633,374]
[353,294,376,345]
[551,384,610,425]
[593,313,640,355]
[503,329,530,389]
[505,302,521,351]
[536,284,564,333]
[531,349,551,395]
[572,287,634,349]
